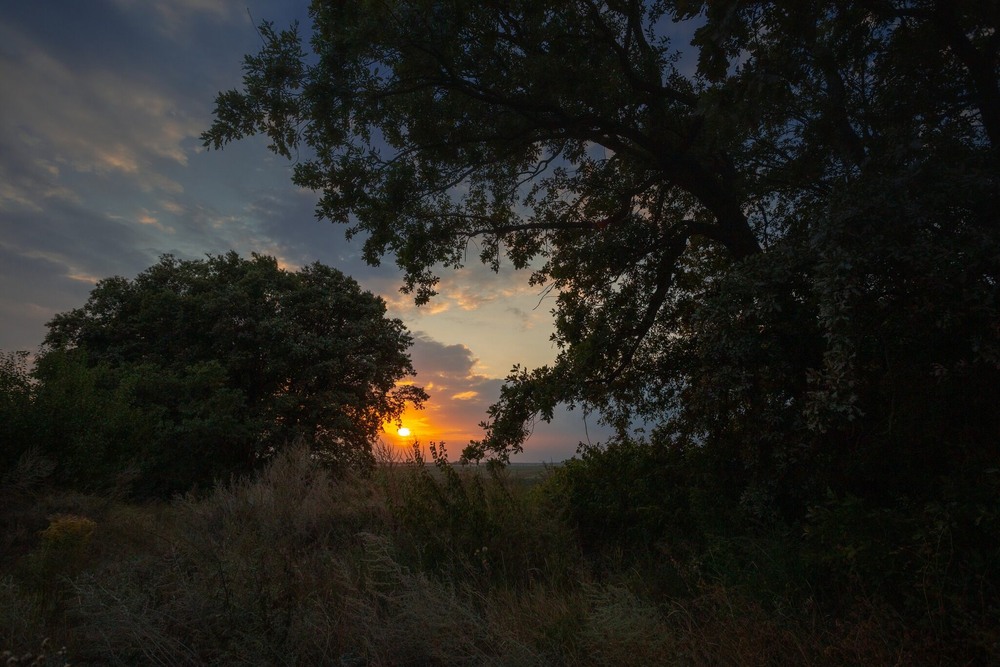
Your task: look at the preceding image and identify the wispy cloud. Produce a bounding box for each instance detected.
[110,0,240,39]
[0,26,201,201]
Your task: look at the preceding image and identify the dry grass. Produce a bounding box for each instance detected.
[1,444,991,665]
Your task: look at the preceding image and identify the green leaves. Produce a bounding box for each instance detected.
[203,21,306,159]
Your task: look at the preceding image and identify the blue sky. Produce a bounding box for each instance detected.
[0,0,614,460]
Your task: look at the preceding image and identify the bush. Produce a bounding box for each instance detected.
[804,472,1000,656]
[550,437,704,558]
[30,350,155,493]
[389,442,580,588]
[0,351,35,473]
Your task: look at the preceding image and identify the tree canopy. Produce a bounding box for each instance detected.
[204,1,999,513]
[37,252,426,494]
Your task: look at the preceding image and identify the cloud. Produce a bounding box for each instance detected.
[110,0,240,40]
[0,245,98,351]
[0,150,80,213]
[410,335,481,379]
[373,263,551,325]
[0,29,199,206]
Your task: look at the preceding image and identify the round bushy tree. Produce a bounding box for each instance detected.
[39,252,426,495]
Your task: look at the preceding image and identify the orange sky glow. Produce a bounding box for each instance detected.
[381,400,471,453]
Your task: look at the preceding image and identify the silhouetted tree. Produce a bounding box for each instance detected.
[204,1,999,514]
[39,252,426,494]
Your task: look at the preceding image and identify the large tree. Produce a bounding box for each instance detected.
[204,2,999,512]
[39,253,426,494]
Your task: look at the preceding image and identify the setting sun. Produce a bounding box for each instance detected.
[396,427,411,437]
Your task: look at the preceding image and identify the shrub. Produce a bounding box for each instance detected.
[30,350,155,493]
[0,351,35,473]
[389,442,579,588]
[550,437,703,558]
[804,476,1000,659]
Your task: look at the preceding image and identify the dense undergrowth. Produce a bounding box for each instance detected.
[2,442,996,666]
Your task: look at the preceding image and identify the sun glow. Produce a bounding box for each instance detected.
[382,403,443,449]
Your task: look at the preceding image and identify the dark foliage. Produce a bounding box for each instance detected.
[26,252,425,495]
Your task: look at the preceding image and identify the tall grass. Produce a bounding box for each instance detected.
[1,444,992,665]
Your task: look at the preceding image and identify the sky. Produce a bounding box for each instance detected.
[0,0,613,461]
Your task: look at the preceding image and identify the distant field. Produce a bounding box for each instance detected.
[504,462,562,483]
[380,460,561,486]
